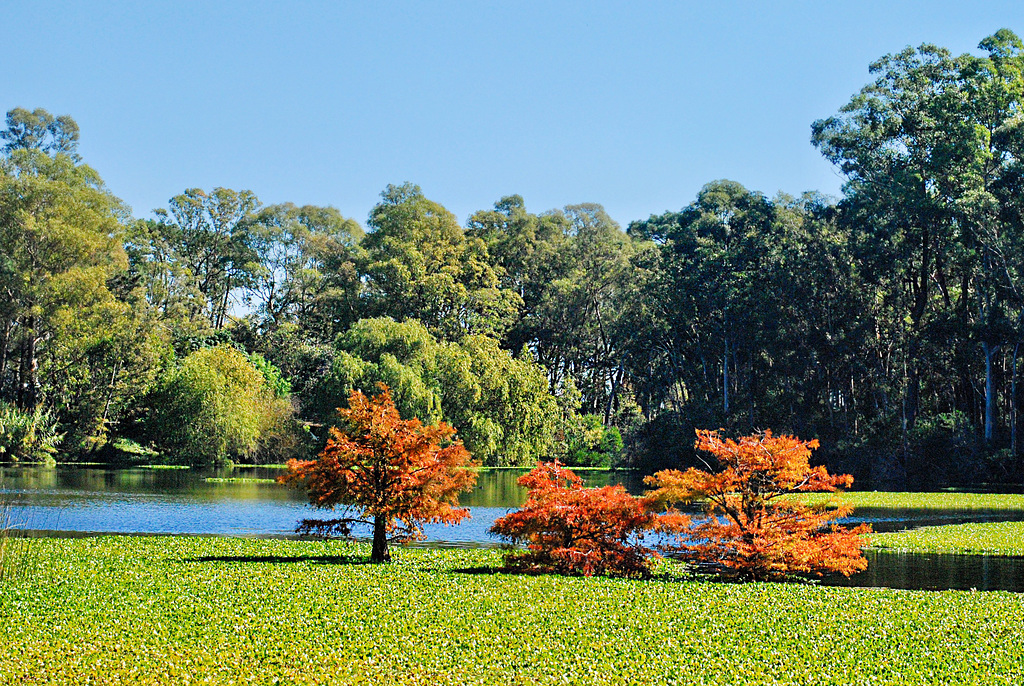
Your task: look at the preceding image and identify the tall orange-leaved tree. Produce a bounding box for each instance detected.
[490,461,659,577]
[280,384,477,563]
[646,430,870,580]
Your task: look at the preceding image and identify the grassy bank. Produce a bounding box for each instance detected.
[800,490,1024,511]
[1,536,1022,685]
[870,521,1024,556]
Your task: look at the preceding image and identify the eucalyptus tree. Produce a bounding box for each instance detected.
[626,181,774,424]
[465,194,572,318]
[814,29,1024,451]
[150,187,261,329]
[0,133,127,411]
[1,107,80,159]
[623,182,871,471]
[361,183,521,341]
[551,203,637,419]
[813,43,962,438]
[468,196,637,421]
[954,30,1024,448]
[0,109,167,449]
[246,203,364,339]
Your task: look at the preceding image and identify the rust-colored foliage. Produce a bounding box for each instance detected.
[645,430,870,580]
[490,461,658,577]
[279,384,477,563]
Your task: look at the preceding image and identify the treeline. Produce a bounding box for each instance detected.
[3,30,1024,485]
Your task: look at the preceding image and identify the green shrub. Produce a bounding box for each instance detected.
[563,414,622,468]
[0,403,63,462]
[145,345,300,466]
[246,352,292,398]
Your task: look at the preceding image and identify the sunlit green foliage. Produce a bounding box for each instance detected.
[0,536,1022,685]
[146,345,297,466]
[245,202,364,338]
[8,31,1024,478]
[563,414,623,467]
[362,183,520,341]
[0,111,170,454]
[798,491,1024,511]
[871,521,1024,556]
[1,107,79,158]
[0,144,129,410]
[149,187,261,329]
[0,402,62,461]
[310,318,562,466]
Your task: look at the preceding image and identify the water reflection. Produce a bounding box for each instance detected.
[822,549,1024,593]
[458,469,648,507]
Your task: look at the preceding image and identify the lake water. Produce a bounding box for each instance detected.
[0,465,645,544]
[3,465,1023,592]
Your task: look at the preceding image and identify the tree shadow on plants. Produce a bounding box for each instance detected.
[445,564,673,581]
[183,554,373,566]
[445,560,823,585]
[447,565,550,577]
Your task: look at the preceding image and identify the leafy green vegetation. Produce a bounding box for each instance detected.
[871,521,1024,556]
[146,345,299,467]
[108,437,159,457]
[0,403,62,462]
[310,318,565,466]
[799,491,1024,511]
[563,414,623,468]
[0,536,1022,685]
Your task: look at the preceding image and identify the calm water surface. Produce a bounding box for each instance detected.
[0,466,647,544]
[3,465,1023,592]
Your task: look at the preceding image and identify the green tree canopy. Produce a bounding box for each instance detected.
[245,202,364,339]
[0,125,138,423]
[146,345,295,466]
[146,187,262,329]
[1,107,79,158]
[309,318,563,466]
[361,183,521,341]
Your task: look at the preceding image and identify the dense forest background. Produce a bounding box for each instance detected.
[3,30,1024,486]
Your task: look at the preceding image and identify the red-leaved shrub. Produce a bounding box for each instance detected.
[646,430,870,580]
[490,462,658,577]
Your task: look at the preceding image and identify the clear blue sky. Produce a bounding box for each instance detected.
[6,1,1024,228]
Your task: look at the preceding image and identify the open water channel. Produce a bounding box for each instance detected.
[2,465,1023,592]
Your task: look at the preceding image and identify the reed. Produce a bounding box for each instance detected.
[0,481,35,582]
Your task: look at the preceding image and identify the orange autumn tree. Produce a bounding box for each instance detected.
[280,384,477,563]
[489,462,659,577]
[646,430,870,580]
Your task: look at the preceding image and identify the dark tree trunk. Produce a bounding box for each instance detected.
[903,338,921,436]
[723,334,730,417]
[983,341,999,444]
[370,515,390,563]
[1013,339,1020,460]
[604,363,623,425]
[16,317,38,410]
[0,318,11,398]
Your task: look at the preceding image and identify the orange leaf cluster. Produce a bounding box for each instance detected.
[490,462,658,577]
[279,385,477,561]
[645,430,870,580]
